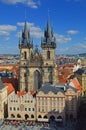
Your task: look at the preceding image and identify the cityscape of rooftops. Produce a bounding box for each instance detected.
[0,0,86,55]
[0,1,86,130]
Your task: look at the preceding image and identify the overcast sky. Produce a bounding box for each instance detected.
[0,0,86,55]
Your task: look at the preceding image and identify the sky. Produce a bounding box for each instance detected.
[0,0,86,55]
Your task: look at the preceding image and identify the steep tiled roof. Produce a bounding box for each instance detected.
[38,83,64,94]
[4,83,14,95]
[69,78,82,90]
[17,90,27,97]
[2,78,18,92]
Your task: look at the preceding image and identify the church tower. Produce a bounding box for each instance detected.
[18,18,58,92]
[19,21,33,92]
[41,19,58,85]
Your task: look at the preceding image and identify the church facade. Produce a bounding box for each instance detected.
[18,19,58,92]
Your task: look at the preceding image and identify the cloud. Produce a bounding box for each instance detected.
[17,22,43,38]
[1,0,40,9]
[67,30,79,35]
[0,45,19,54]
[57,42,86,54]
[0,31,9,36]
[55,34,72,43]
[0,25,17,36]
[69,43,86,54]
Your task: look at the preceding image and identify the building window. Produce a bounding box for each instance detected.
[45,107,47,112]
[13,107,16,111]
[24,51,27,59]
[25,108,27,111]
[31,114,34,118]
[42,98,44,106]
[38,97,40,105]
[54,101,56,107]
[17,107,19,111]
[47,50,50,59]
[10,107,12,111]
[38,115,42,118]
[32,108,34,111]
[29,108,31,111]
[42,108,44,112]
[11,114,15,118]
[44,115,47,119]
[44,98,47,105]
[38,108,40,112]
[17,114,21,118]
[50,98,52,106]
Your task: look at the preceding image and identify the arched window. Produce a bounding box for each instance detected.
[24,51,27,59]
[38,115,42,118]
[17,114,21,118]
[49,115,55,121]
[47,50,50,59]
[11,114,15,118]
[31,114,34,118]
[44,115,47,119]
[34,70,41,91]
[25,114,29,120]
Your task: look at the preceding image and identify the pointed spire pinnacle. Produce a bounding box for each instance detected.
[47,18,51,38]
[41,17,56,49]
[22,21,30,45]
[19,20,33,49]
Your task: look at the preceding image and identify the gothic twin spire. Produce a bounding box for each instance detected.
[45,18,53,43]
[22,21,30,45]
[20,18,56,48]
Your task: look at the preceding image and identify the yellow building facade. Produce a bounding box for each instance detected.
[36,83,79,123]
[8,92,36,121]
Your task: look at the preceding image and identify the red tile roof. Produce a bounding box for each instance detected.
[71,78,82,90]
[4,83,15,95]
[58,67,73,83]
[30,90,35,95]
[17,90,27,97]
[2,78,18,91]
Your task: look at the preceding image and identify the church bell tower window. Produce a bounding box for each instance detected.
[24,51,27,59]
[47,50,50,59]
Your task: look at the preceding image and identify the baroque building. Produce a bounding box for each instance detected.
[8,91,36,120]
[19,19,58,92]
[36,83,79,123]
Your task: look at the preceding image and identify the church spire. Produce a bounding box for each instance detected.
[41,18,56,49]
[47,18,52,39]
[19,21,33,49]
[22,21,30,45]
